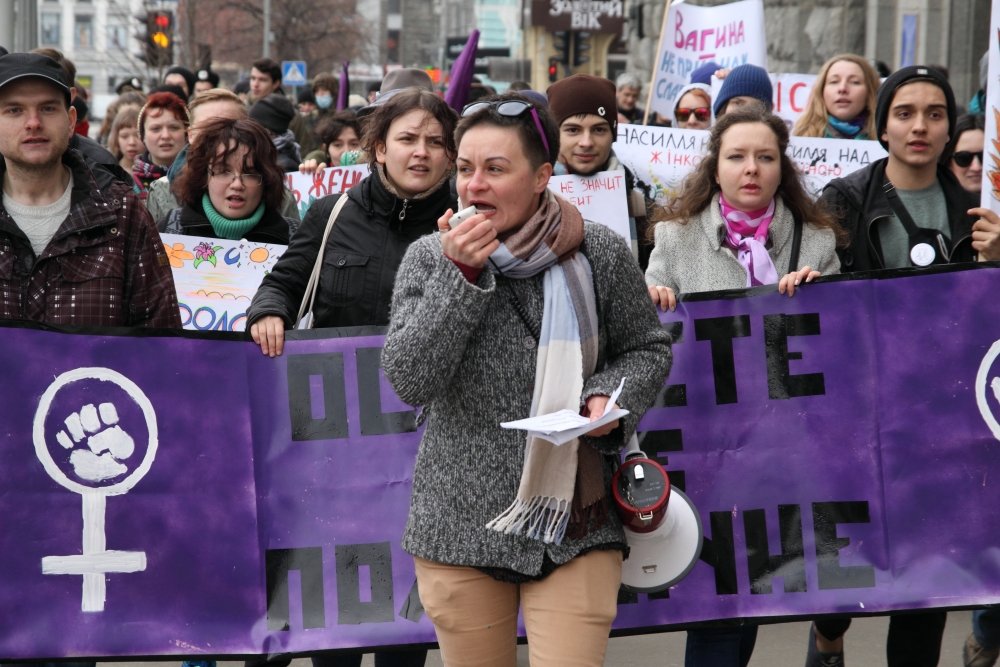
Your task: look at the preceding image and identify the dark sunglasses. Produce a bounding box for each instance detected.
[461,99,551,160]
[675,107,711,123]
[952,150,983,168]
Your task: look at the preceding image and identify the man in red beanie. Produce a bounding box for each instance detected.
[547,73,652,268]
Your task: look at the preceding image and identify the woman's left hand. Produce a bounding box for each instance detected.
[778,266,820,297]
[582,395,620,437]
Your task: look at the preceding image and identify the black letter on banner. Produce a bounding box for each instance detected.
[700,511,738,595]
[654,322,687,408]
[694,316,751,404]
[265,547,326,631]
[355,347,417,436]
[813,501,876,590]
[763,314,825,399]
[335,542,395,624]
[287,353,348,440]
[744,505,806,594]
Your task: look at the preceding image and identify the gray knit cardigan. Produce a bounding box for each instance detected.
[382,223,672,577]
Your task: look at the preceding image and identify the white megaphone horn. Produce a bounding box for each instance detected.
[612,435,703,593]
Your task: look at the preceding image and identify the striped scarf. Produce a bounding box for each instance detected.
[486,190,602,545]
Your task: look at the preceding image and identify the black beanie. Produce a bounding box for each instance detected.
[165,66,197,97]
[250,94,295,134]
[874,65,956,149]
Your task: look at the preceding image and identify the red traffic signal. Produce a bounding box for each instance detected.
[548,57,559,83]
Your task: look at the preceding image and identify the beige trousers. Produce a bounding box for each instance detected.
[414,549,622,667]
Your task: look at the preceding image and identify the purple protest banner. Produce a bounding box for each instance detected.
[3,265,1000,659]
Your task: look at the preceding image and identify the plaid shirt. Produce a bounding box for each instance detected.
[0,150,181,328]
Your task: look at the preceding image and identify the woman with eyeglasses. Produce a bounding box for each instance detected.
[670,83,713,130]
[380,93,671,666]
[793,54,880,140]
[944,113,985,194]
[162,117,296,243]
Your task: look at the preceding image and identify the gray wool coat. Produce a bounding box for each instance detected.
[382,223,672,577]
[645,194,840,294]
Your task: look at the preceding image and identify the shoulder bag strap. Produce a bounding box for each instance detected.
[295,194,350,329]
[787,217,803,274]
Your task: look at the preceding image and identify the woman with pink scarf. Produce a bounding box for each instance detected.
[644,106,845,667]
[646,106,845,312]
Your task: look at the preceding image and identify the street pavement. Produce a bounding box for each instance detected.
[115,610,973,666]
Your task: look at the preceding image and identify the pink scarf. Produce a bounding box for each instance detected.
[719,195,778,287]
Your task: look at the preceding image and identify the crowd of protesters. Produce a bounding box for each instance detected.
[1,35,999,667]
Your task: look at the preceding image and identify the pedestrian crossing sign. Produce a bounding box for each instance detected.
[281,61,308,87]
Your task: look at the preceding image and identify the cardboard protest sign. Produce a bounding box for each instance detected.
[162,233,287,332]
[548,170,631,243]
[983,0,1000,207]
[284,165,370,219]
[613,124,886,206]
[650,0,767,118]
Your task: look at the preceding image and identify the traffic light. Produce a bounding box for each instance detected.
[552,31,570,67]
[572,32,591,67]
[145,11,173,67]
[548,57,559,83]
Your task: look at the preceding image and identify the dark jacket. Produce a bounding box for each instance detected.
[247,168,455,328]
[70,134,135,191]
[0,150,181,328]
[819,158,976,272]
[163,201,297,244]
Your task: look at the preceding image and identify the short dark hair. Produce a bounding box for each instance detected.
[315,111,361,147]
[455,92,559,169]
[942,113,986,164]
[312,74,338,95]
[31,47,74,85]
[174,117,286,214]
[251,58,281,83]
[361,88,457,172]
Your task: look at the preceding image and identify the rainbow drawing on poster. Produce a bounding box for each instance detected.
[162,234,288,332]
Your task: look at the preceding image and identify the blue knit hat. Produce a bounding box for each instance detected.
[690,61,720,85]
[713,64,773,117]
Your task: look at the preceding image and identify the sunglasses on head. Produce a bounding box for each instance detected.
[952,150,983,168]
[675,107,711,123]
[461,99,551,160]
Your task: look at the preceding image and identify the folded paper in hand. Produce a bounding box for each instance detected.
[500,378,629,446]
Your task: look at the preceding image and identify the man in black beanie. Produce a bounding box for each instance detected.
[249,94,301,172]
[807,65,998,667]
[818,65,980,275]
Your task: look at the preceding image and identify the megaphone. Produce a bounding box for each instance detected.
[612,442,703,593]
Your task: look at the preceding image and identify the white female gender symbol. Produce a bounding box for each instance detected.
[33,367,158,612]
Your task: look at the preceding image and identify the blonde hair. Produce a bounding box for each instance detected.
[793,54,879,138]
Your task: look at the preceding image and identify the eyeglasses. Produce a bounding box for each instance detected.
[675,107,711,123]
[209,169,263,186]
[952,151,983,168]
[461,99,551,160]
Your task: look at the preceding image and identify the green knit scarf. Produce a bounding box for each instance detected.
[201,193,265,240]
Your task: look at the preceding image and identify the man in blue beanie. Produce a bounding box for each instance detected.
[713,63,772,117]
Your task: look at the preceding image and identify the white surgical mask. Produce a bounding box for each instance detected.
[315,94,333,109]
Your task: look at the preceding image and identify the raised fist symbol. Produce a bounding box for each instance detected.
[55,403,135,482]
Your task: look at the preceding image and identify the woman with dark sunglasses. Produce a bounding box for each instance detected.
[381,93,671,666]
[670,83,713,130]
[943,113,985,194]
